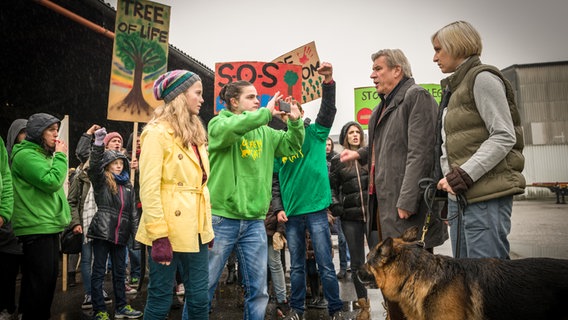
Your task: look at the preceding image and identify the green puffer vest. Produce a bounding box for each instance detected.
[441,56,525,203]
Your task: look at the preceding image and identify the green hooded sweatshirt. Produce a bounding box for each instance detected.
[10,113,70,236]
[208,108,304,220]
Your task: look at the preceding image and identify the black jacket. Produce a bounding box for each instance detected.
[87,145,138,246]
[329,154,369,221]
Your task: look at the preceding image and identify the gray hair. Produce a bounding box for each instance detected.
[371,49,413,78]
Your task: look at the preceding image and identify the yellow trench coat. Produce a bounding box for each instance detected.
[135,123,214,252]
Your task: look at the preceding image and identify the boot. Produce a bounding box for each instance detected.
[226,266,237,285]
[356,297,370,320]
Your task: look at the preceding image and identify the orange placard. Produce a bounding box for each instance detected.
[214,61,302,113]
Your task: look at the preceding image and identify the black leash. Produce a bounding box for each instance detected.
[417,178,467,257]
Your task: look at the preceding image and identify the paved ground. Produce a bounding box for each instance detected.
[21,198,568,319]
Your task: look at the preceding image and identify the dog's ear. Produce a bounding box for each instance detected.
[378,237,395,264]
[401,226,420,242]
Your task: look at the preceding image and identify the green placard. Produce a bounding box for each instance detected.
[353,83,442,129]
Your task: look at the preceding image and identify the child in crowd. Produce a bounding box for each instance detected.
[88,128,142,320]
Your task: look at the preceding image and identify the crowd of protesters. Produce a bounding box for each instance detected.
[0,19,526,320]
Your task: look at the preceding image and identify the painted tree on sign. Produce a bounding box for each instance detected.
[283,70,299,97]
[111,32,166,116]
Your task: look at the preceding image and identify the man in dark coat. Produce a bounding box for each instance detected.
[340,49,448,320]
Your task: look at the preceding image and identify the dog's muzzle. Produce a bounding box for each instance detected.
[358,264,378,289]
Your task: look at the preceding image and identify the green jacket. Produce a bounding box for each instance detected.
[274,122,332,216]
[0,137,12,224]
[208,108,304,220]
[10,140,70,236]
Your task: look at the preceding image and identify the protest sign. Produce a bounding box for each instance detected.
[107,0,170,123]
[214,61,302,113]
[272,41,322,104]
[353,83,442,129]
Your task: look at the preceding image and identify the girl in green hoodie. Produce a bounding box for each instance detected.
[10,113,70,320]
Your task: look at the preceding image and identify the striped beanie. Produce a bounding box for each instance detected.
[153,70,201,103]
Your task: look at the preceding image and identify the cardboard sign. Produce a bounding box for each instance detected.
[354,83,442,129]
[272,41,321,104]
[107,0,171,123]
[214,61,302,113]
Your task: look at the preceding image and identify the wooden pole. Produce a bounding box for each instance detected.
[34,0,115,39]
[130,122,138,185]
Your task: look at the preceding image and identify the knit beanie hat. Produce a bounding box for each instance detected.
[153,70,201,103]
[103,131,123,147]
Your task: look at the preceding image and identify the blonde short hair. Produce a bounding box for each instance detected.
[431,20,482,59]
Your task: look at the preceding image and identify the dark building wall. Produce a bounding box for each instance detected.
[1,0,215,168]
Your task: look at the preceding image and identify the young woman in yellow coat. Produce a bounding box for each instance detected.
[135,70,214,319]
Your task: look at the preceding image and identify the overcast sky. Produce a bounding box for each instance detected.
[108,0,568,136]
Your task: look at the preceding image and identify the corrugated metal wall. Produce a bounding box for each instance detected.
[514,64,568,145]
[503,62,568,199]
[522,145,568,184]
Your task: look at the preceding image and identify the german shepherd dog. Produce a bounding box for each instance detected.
[358,227,568,320]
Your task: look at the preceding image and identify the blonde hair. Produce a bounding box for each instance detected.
[104,171,118,194]
[371,49,413,78]
[431,20,482,59]
[149,91,207,146]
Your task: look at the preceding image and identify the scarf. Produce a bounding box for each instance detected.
[113,171,130,185]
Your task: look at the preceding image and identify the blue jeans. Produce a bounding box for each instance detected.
[146,240,208,320]
[208,216,268,320]
[335,217,350,271]
[267,236,287,303]
[286,210,342,315]
[449,196,512,259]
[80,240,93,295]
[126,248,141,279]
[91,239,127,312]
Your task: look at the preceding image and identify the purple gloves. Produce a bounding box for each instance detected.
[94,127,107,146]
[445,166,474,195]
[151,237,173,264]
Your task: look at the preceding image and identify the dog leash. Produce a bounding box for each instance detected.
[417,178,438,248]
[417,178,467,256]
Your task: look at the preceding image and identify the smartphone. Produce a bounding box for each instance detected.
[278,100,291,113]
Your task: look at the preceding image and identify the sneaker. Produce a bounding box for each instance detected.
[0,309,13,320]
[336,270,347,279]
[283,309,304,320]
[93,311,111,320]
[175,283,185,296]
[125,283,138,294]
[276,300,290,317]
[307,297,327,309]
[81,294,93,309]
[331,310,345,320]
[115,305,143,319]
[103,290,113,304]
[129,277,140,289]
